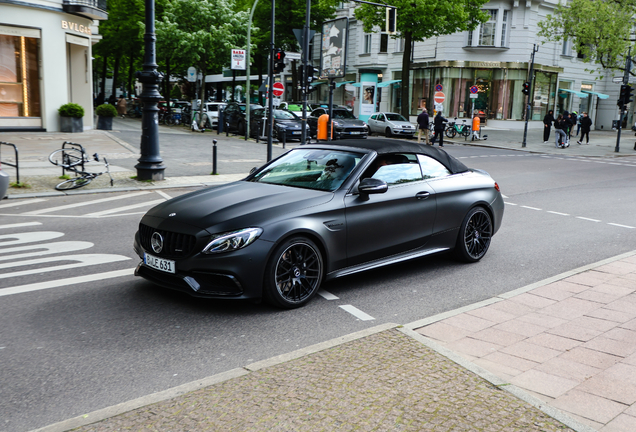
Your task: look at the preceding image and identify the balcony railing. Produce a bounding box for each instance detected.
[63,0,108,20]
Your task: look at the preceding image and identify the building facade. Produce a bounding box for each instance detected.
[0,0,106,131]
[308,0,626,130]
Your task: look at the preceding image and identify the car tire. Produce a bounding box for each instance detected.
[238,120,246,135]
[455,207,492,263]
[385,127,393,138]
[263,236,324,309]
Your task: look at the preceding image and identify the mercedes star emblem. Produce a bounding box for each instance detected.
[151,232,164,254]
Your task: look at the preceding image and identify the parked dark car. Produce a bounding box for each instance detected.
[249,108,310,141]
[0,162,9,199]
[223,102,263,134]
[134,139,504,309]
[307,107,368,139]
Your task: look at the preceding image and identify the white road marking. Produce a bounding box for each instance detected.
[0,268,135,297]
[22,191,152,215]
[318,289,339,300]
[339,305,375,321]
[0,199,47,209]
[85,199,165,217]
[576,216,601,222]
[501,194,509,198]
[0,241,93,261]
[521,206,542,211]
[0,254,131,279]
[0,231,64,247]
[608,223,635,229]
[155,190,172,200]
[0,222,42,230]
[504,202,517,206]
[547,211,569,216]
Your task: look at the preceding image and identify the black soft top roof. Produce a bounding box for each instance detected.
[316,139,470,174]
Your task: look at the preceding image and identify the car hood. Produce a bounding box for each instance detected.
[143,181,334,232]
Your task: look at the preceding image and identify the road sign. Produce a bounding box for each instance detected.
[435,84,443,92]
[272,82,285,97]
[470,93,478,99]
[613,76,636,84]
[285,52,302,61]
[470,85,479,94]
[187,67,196,82]
[434,91,445,104]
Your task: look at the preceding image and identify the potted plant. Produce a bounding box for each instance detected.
[58,103,85,133]
[95,103,118,130]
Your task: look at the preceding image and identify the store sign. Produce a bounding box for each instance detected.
[61,20,92,35]
[467,61,501,68]
[231,49,246,70]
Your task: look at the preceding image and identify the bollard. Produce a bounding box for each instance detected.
[212,139,218,175]
[218,108,224,134]
[281,131,286,148]
[226,121,229,137]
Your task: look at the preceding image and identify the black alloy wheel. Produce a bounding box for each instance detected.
[264,237,323,308]
[455,207,492,262]
[385,127,393,138]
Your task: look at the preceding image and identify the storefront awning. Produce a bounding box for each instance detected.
[335,80,355,88]
[559,88,588,98]
[582,90,609,99]
[310,81,327,87]
[377,79,402,87]
[350,82,361,87]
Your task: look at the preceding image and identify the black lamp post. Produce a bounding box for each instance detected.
[135,0,166,180]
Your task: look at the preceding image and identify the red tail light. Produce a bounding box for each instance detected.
[494,182,500,192]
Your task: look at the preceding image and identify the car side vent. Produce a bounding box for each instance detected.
[139,223,197,258]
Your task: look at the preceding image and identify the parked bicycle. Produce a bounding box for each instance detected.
[48,141,113,190]
[445,117,471,139]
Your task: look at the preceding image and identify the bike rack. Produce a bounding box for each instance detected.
[0,141,20,184]
[61,141,86,176]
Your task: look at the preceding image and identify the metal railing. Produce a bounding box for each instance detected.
[0,142,20,185]
[63,0,107,12]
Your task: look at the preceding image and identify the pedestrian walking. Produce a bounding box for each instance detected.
[562,110,573,141]
[417,108,430,145]
[543,109,554,143]
[471,112,481,141]
[554,114,568,148]
[568,111,577,140]
[116,96,127,118]
[577,112,592,144]
[430,111,448,147]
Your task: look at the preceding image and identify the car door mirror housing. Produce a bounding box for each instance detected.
[359,178,388,195]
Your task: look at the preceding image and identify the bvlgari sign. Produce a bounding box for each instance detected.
[61,20,92,35]
[468,61,502,68]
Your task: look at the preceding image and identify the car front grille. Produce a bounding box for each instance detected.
[139,223,197,258]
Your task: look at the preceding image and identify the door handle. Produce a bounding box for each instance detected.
[416,191,430,200]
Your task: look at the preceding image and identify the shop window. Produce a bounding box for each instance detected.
[363,34,372,54]
[0,34,41,118]
[380,33,388,53]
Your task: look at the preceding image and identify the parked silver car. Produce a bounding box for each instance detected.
[0,162,9,199]
[195,102,225,129]
[367,112,417,138]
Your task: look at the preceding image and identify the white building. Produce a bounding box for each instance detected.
[0,0,106,131]
[305,1,626,130]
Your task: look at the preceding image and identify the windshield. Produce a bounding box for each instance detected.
[333,110,356,119]
[249,148,364,192]
[273,110,300,120]
[385,113,407,122]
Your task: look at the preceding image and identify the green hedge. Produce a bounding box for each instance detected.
[95,103,118,117]
[58,103,85,118]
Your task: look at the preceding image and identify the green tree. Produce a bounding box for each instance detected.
[156,0,249,124]
[355,0,490,117]
[538,0,634,76]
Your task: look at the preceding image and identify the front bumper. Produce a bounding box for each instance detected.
[133,231,272,300]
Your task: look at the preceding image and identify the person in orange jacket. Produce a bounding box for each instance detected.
[471,112,481,141]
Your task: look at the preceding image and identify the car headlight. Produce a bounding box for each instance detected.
[202,227,263,254]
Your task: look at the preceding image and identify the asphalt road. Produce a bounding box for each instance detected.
[1,144,636,431]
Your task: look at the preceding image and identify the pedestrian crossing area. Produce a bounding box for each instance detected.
[0,189,193,297]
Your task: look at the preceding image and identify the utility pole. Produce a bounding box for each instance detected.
[266,0,275,161]
[616,47,632,153]
[300,0,311,145]
[522,44,538,148]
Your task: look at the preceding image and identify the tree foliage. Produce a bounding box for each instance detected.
[537,0,635,75]
[355,0,490,117]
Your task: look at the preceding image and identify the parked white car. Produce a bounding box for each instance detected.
[367,112,417,138]
[195,102,225,129]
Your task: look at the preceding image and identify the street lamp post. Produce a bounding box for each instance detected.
[135,0,166,181]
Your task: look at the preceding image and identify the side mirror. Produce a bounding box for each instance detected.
[249,166,258,174]
[359,178,388,195]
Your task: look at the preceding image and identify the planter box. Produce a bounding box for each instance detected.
[60,117,83,133]
[97,116,113,130]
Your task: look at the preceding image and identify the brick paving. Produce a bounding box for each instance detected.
[71,329,573,432]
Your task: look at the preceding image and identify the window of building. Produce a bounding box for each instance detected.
[562,38,572,56]
[500,10,508,47]
[479,10,497,46]
[380,33,388,53]
[395,38,405,52]
[363,34,372,54]
[0,33,41,118]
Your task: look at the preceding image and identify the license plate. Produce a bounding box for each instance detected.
[144,252,175,274]
[349,131,361,134]
[292,131,300,135]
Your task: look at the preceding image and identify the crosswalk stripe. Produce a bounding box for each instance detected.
[0,222,42,229]
[22,191,153,215]
[85,199,165,217]
[0,198,47,209]
[0,253,131,279]
[0,268,135,297]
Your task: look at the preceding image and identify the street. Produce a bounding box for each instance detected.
[1,143,636,431]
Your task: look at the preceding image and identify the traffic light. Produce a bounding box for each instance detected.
[618,84,634,108]
[273,49,286,74]
[521,82,530,95]
[386,8,397,34]
[305,65,315,83]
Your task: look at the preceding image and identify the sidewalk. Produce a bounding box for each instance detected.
[35,252,636,432]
